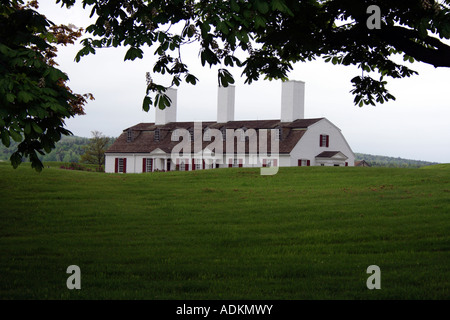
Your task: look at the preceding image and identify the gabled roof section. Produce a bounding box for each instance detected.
[316,151,348,159]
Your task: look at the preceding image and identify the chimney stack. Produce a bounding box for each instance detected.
[281,80,305,122]
[155,88,177,125]
[217,85,235,123]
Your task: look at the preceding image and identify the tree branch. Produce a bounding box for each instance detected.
[376,26,450,68]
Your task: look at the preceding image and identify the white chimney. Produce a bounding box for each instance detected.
[281,80,305,122]
[155,88,177,125]
[217,85,235,123]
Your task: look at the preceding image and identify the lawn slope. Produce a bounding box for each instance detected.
[0,163,449,299]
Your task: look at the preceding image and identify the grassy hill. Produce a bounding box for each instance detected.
[0,162,449,299]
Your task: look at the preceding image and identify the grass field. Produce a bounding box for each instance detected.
[0,161,449,299]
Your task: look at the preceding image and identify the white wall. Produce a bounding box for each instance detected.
[289,118,355,166]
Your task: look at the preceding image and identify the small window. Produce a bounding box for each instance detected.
[189,129,194,141]
[204,128,211,141]
[179,160,185,171]
[320,134,329,147]
[154,129,160,141]
[146,158,153,172]
[118,158,124,172]
[195,162,201,170]
[127,130,133,142]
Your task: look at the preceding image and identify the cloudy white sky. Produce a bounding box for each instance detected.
[38,2,450,163]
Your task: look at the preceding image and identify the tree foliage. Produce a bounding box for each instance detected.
[79,130,110,170]
[58,0,450,109]
[0,0,93,171]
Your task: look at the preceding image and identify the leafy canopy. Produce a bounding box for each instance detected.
[58,0,450,108]
[0,0,93,171]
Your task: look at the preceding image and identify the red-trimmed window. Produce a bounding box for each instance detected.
[115,158,126,173]
[143,158,153,172]
[320,134,329,147]
[298,159,310,166]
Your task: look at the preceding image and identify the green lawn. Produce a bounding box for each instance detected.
[0,162,449,299]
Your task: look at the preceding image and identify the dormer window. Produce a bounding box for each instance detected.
[221,128,226,141]
[189,128,194,141]
[204,128,211,141]
[275,127,282,141]
[240,127,247,142]
[127,130,133,142]
[171,129,179,141]
[154,128,160,141]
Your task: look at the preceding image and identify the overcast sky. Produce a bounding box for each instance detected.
[38,2,450,163]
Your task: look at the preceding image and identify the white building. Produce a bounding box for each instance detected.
[105,81,355,173]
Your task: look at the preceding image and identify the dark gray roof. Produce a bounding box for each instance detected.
[106,118,323,154]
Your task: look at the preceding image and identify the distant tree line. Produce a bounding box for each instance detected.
[0,138,438,168]
[0,134,115,164]
[354,153,439,168]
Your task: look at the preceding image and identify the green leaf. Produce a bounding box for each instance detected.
[1,129,10,147]
[254,15,267,28]
[9,129,23,142]
[6,93,15,103]
[142,96,152,112]
[155,93,172,110]
[18,91,33,103]
[185,74,198,85]
[255,0,269,14]
[124,47,144,61]
[10,152,22,169]
[32,122,44,134]
[24,122,32,135]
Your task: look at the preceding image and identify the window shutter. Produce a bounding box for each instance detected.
[345,162,348,167]
[123,158,127,173]
[192,159,196,170]
[185,159,189,171]
[203,160,205,170]
[239,159,243,168]
[298,159,302,167]
[326,135,329,147]
[307,160,311,166]
[228,159,232,168]
[115,158,119,173]
[142,158,146,173]
[319,135,323,147]
[262,159,267,167]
